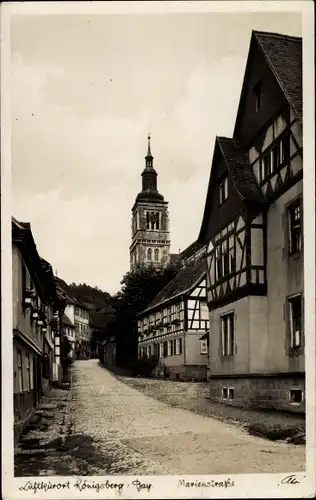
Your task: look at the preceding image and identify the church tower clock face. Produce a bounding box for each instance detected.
[130,135,171,270]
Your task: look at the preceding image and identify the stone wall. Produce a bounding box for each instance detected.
[209,375,305,413]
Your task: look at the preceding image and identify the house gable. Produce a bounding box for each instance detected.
[198,137,265,244]
[233,31,302,147]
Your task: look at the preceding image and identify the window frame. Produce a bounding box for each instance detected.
[288,293,303,349]
[288,200,302,255]
[221,312,235,356]
[200,339,208,355]
[289,388,304,405]
[219,176,229,206]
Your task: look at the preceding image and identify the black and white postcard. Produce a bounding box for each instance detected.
[1,1,315,498]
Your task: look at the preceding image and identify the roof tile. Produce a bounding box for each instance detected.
[254,31,302,121]
[217,136,266,203]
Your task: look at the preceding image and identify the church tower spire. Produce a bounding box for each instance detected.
[129,135,171,270]
[146,133,152,158]
[141,134,160,195]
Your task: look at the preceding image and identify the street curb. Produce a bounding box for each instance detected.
[61,368,73,446]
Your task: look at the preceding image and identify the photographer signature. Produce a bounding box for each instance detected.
[280,475,302,486]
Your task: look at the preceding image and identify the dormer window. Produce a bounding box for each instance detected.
[253,81,262,112]
[219,176,228,205]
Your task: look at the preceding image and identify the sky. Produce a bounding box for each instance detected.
[10,8,302,295]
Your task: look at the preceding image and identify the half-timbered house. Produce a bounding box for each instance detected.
[198,31,303,412]
[12,218,65,443]
[137,242,209,380]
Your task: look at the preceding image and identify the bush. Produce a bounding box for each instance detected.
[131,355,159,377]
[247,422,305,444]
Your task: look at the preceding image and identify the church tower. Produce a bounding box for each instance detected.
[130,135,171,270]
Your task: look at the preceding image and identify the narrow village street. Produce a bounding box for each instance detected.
[15,359,305,476]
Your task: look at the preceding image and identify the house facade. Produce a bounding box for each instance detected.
[198,31,303,412]
[63,313,76,359]
[137,242,209,380]
[12,218,64,443]
[130,135,171,270]
[74,300,91,358]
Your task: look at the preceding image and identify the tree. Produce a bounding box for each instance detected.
[113,261,181,368]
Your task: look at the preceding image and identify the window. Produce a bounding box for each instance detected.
[228,388,234,400]
[289,294,302,348]
[221,313,235,356]
[215,246,223,280]
[288,201,302,254]
[167,341,172,356]
[167,307,172,323]
[153,343,158,357]
[222,387,228,399]
[219,176,228,205]
[25,353,31,391]
[289,389,303,404]
[146,212,150,229]
[260,133,291,183]
[163,342,168,357]
[176,303,180,319]
[178,337,183,355]
[155,212,160,230]
[280,133,290,165]
[229,235,235,273]
[262,151,270,180]
[215,236,235,281]
[154,248,159,262]
[148,345,152,357]
[200,339,208,354]
[253,81,262,111]
[17,349,23,392]
[147,248,152,261]
[270,143,279,175]
[173,338,177,354]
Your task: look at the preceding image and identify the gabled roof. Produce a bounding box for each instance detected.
[198,136,266,242]
[217,137,266,203]
[55,277,76,304]
[179,240,205,262]
[139,257,206,316]
[234,30,302,136]
[63,313,75,328]
[12,217,61,308]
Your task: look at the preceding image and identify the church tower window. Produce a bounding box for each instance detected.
[147,248,152,261]
[154,248,159,262]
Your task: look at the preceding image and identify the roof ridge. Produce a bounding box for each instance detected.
[253,30,302,43]
[140,258,206,314]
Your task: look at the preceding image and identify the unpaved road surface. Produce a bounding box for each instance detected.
[15,359,305,476]
[69,360,305,475]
